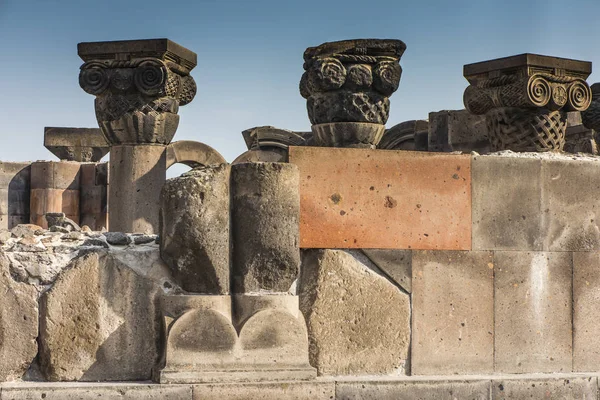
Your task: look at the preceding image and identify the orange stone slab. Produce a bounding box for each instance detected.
[289,147,472,250]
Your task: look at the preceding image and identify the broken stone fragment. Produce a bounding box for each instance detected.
[0,230,11,243]
[133,234,156,245]
[0,253,38,381]
[160,164,230,294]
[11,224,43,238]
[39,250,164,381]
[231,162,300,293]
[298,249,410,376]
[103,232,131,246]
[45,212,81,232]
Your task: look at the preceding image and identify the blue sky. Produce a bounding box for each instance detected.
[0,0,598,166]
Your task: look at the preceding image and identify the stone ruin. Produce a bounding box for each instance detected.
[1,37,600,399]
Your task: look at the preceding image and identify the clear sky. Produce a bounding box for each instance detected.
[0,0,598,166]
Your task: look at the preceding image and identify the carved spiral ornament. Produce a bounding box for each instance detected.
[567,80,592,111]
[345,64,373,90]
[79,62,110,95]
[527,75,551,107]
[134,60,168,96]
[373,61,402,96]
[310,57,346,91]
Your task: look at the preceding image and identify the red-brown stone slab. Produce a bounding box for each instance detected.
[289,147,472,249]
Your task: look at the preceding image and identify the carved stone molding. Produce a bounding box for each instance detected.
[78,39,197,145]
[463,54,592,152]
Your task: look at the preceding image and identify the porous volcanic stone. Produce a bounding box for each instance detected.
[160,164,230,294]
[0,253,38,382]
[39,250,163,381]
[231,162,300,293]
[103,232,131,246]
[298,249,410,375]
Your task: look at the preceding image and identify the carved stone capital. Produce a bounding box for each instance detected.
[78,39,197,145]
[463,54,591,152]
[300,39,405,125]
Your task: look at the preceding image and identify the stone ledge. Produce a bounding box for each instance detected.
[3,375,600,399]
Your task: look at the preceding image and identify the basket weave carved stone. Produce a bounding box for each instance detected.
[463,54,591,152]
[486,107,566,152]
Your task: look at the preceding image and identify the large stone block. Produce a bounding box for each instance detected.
[39,250,164,381]
[0,254,38,382]
[298,249,410,376]
[411,251,494,375]
[492,377,597,399]
[231,162,300,293]
[192,381,335,399]
[335,379,492,400]
[160,164,230,294]
[494,251,572,373]
[473,154,600,251]
[30,161,80,190]
[0,162,31,190]
[543,158,600,251]
[428,109,489,153]
[289,147,471,250]
[472,155,543,251]
[573,252,600,372]
[0,383,193,399]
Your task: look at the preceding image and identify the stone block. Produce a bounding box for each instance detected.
[30,189,79,228]
[411,250,494,375]
[494,251,572,373]
[542,158,600,251]
[0,254,38,382]
[362,249,411,292]
[472,155,543,251]
[231,162,300,293]
[44,127,109,162]
[573,252,600,371]
[7,216,28,230]
[428,109,489,153]
[289,147,472,250]
[192,381,335,399]
[492,377,597,399]
[0,383,193,399]
[298,249,410,376]
[80,186,105,214]
[0,162,31,190]
[0,189,29,216]
[39,251,164,381]
[335,380,492,400]
[160,164,230,294]
[30,161,80,190]
[159,294,314,383]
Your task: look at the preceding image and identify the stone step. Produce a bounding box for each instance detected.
[2,374,600,400]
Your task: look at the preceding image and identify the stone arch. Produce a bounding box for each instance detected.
[166,140,226,169]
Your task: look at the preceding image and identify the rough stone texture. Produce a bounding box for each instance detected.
[0,383,192,399]
[472,155,543,251]
[298,249,410,376]
[108,145,167,234]
[428,110,489,153]
[290,147,472,250]
[166,140,226,169]
[335,380,492,400]
[492,377,597,399]
[0,253,38,382]
[543,158,600,251]
[39,251,164,381]
[192,381,335,399]
[231,162,300,293]
[411,251,494,375]
[0,162,30,231]
[160,164,230,294]
[573,252,600,372]
[494,251,572,373]
[362,249,412,292]
[103,231,131,246]
[232,149,287,164]
[473,153,600,251]
[79,163,108,232]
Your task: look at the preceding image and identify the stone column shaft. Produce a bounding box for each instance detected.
[108,145,166,234]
